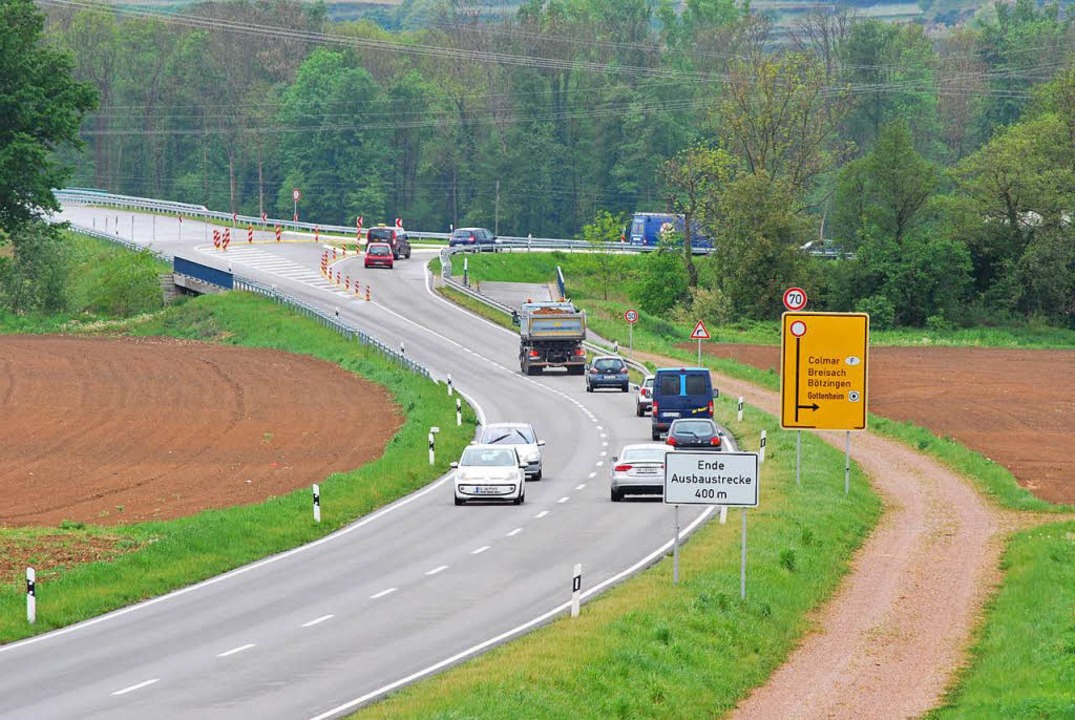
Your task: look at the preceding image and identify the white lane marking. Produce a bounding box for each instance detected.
[426,565,449,576]
[302,615,334,628]
[596,425,604,430]
[575,484,586,490]
[596,461,604,467]
[535,510,549,519]
[111,679,159,696]
[557,496,570,504]
[602,442,608,447]
[588,472,596,479]
[600,433,607,438]
[306,506,718,720]
[600,451,607,457]
[506,528,522,537]
[471,545,490,555]
[217,643,256,658]
[370,588,397,599]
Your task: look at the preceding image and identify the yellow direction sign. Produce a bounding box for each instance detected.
[780,312,869,430]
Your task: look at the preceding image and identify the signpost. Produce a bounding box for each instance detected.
[780,311,870,494]
[292,188,301,223]
[690,320,710,366]
[624,308,638,357]
[664,450,759,596]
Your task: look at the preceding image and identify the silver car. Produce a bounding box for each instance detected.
[635,375,654,416]
[609,443,668,501]
[478,422,546,480]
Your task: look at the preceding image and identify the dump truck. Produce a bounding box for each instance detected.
[512,300,587,375]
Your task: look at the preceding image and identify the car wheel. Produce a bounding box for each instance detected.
[534,469,542,481]
[454,496,465,506]
[651,429,661,441]
[636,404,644,417]
[586,383,593,392]
[622,383,629,393]
[611,487,622,502]
[513,491,524,505]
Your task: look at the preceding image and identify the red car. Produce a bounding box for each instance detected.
[364,242,395,269]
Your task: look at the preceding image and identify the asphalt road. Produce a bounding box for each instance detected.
[0,209,717,720]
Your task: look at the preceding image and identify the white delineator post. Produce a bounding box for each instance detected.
[737,396,744,422]
[571,563,582,618]
[26,568,35,624]
[313,484,321,523]
[759,430,767,463]
[447,373,453,396]
[456,398,462,427]
[428,431,435,465]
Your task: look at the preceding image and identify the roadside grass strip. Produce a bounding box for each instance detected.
[925,520,1075,720]
[0,291,476,643]
[351,396,882,719]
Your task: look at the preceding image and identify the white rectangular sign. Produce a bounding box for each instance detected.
[664,451,759,507]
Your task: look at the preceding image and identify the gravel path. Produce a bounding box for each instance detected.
[635,353,1006,719]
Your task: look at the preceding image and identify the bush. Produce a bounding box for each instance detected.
[83,250,165,317]
[855,295,896,330]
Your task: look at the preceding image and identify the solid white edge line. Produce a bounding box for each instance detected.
[111,678,159,697]
[471,545,491,554]
[217,643,256,658]
[370,588,397,600]
[306,505,717,720]
[425,565,449,576]
[302,615,334,628]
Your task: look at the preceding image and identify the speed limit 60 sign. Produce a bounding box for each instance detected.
[783,287,807,311]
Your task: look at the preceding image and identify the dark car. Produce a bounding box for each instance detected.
[364,242,394,269]
[665,418,723,450]
[586,355,629,393]
[366,225,411,259]
[651,367,717,440]
[449,227,497,252]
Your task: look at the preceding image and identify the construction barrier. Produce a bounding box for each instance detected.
[247,224,253,244]
[345,276,350,291]
[365,285,371,301]
[213,229,221,248]
[275,225,281,242]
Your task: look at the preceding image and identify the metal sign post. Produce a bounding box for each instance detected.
[673,505,680,585]
[624,309,638,358]
[689,320,710,366]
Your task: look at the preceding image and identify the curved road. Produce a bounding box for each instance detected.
[0,209,717,720]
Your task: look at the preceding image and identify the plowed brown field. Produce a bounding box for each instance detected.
[689,343,1075,504]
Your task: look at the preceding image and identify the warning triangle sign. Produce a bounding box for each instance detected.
[690,320,710,340]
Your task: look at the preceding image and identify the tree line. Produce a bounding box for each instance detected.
[4,0,1075,327]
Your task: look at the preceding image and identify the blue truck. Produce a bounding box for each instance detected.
[626,212,713,250]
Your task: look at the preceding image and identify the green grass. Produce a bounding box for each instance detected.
[0,291,477,643]
[354,397,882,719]
[925,520,1075,720]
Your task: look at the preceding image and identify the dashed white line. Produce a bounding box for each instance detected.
[535,510,549,519]
[302,615,334,628]
[426,565,449,576]
[471,545,490,555]
[370,588,397,599]
[596,425,604,430]
[217,643,256,658]
[111,679,159,696]
[588,472,597,479]
[575,484,586,490]
[596,461,604,467]
[600,451,607,456]
[506,528,523,537]
[557,496,570,504]
[600,433,607,438]
[602,441,608,447]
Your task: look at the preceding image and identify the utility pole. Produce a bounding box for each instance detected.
[495,179,501,235]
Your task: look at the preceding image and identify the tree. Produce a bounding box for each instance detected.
[833,121,940,250]
[580,210,628,300]
[0,0,96,230]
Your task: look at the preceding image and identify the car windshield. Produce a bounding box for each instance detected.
[452,230,474,239]
[369,245,390,256]
[481,426,535,444]
[594,358,624,371]
[672,420,715,435]
[460,447,516,467]
[622,447,666,463]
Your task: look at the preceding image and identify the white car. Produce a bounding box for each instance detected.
[478,422,546,480]
[609,443,668,502]
[635,375,654,416]
[452,444,527,506]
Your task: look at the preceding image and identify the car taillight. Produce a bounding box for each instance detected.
[666,436,676,446]
[708,400,714,415]
[574,348,586,356]
[528,350,539,358]
[467,237,475,243]
[614,464,632,472]
[652,400,658,413]
[710,437,721,447]
[641,389,650,397]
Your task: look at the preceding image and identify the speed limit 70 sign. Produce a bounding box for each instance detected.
[783,287,807,311]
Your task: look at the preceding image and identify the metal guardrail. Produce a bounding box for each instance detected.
[68,224,433,380]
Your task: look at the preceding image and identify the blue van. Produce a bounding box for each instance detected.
[651,367,718,440]
[627,213,713,250]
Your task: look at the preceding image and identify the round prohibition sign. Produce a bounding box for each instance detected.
[292,188,302,202]
[790,320,807,337]
[783,286,808,311]
[624,308,639,324]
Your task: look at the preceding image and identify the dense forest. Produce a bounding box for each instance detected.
[6,0,1075,327]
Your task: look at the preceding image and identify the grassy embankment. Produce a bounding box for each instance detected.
[403,250,1075,719]
[0,234,476,644]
